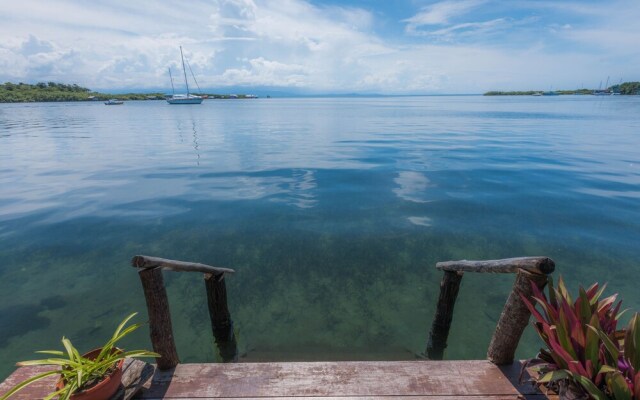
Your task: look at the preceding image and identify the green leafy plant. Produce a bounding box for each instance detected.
[585,313,640,400]
[0,312,159,400]
[522,276,640,399]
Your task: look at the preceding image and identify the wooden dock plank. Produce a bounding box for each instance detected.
[0,359,152,400]
[0,360,554,399]
[138,361,541,398]
[140,397,552,400]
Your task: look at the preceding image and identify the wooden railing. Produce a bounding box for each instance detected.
[131,255,238,369]
[426,256,555,364]
[132,255,554,369]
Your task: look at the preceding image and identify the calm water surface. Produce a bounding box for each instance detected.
[1,96,639,378]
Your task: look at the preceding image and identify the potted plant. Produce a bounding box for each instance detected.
[0,312,159,400]
[521,276,640,399]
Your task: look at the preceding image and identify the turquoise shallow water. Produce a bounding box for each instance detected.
[1,96,639,379]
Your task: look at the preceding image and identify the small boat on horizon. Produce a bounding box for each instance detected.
[104,99,124,105]
[167,46,203,105]
[593,77,613,96]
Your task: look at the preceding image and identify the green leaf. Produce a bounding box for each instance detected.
[590,325,619,363]
[597,365,617,374]
[3,312,156,400]
[538,369,569,383]
[43,386,67,400]
[99,312,138,361]
[585,314,601,370]
[592,283,608,305]
[556,308,578,359]
[61,337,77,363]
[77,368,83,391]
[547,275,558,308]
[123,350,161,358]
[617,308,630,321]
[59,380,77,400]
[572,374,607,400]
[557,276,573,304]
[597,294,618,314]
[0,370,60,400]
[626,313,640,371]
[35,350,65,356]
[607,372,632,400]
[17,358,80,367]
[111,312,137,343]
[578,286,592,324]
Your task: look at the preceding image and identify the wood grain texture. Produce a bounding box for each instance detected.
[132,255,235,275]
[1,360,555,399]
[139,267,180,369]
[0,358,151,400]
[137,361,549,398]
[436,257,555,275]
[204,273,238,363]
[487,270,548,365]
[426,270,463,360]
[137,397,554,400]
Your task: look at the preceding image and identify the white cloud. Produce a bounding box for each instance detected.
[221,57,308,86]
[427,17,508,38]
[404,0,485,33]
[0,0,638,93]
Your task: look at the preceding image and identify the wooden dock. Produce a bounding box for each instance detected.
[0,256,559,399]
[0,360,555,399]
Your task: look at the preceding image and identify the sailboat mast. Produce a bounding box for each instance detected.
[168,67,175,95]
[180,46,190,96]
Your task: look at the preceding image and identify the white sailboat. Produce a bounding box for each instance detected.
[167,46,203,104]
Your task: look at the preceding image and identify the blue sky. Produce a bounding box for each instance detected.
[1,0,639,93]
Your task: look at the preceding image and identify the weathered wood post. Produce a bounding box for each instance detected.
[426,257,555,363]
[426,270,464,360]
[132,255,236,368]
[204,272,238,362]
[487,268,550,364]
[133,260,180,369]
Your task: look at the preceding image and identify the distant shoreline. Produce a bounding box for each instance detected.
[0,82,260,103]
[484,82,640,96]
[2,81,639,103]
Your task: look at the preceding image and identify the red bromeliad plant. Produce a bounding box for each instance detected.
[589,312,640,400]
[563,313,640,400]
[520,276,636,399]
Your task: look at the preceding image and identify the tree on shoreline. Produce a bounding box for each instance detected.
[0,82,165,103]
[0,81,258,103]
[484,82,640,96]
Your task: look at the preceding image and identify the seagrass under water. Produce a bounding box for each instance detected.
[0,96,639,379]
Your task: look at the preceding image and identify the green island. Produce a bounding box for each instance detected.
[0,82,258,103]
[484,81,640,96]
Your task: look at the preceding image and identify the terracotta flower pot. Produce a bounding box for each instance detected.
[55,348,125,400]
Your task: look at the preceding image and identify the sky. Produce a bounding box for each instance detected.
[0,0,639,94]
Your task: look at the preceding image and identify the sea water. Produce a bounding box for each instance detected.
[1,96,639,378]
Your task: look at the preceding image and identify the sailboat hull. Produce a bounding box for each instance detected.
[166,97,203,104]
